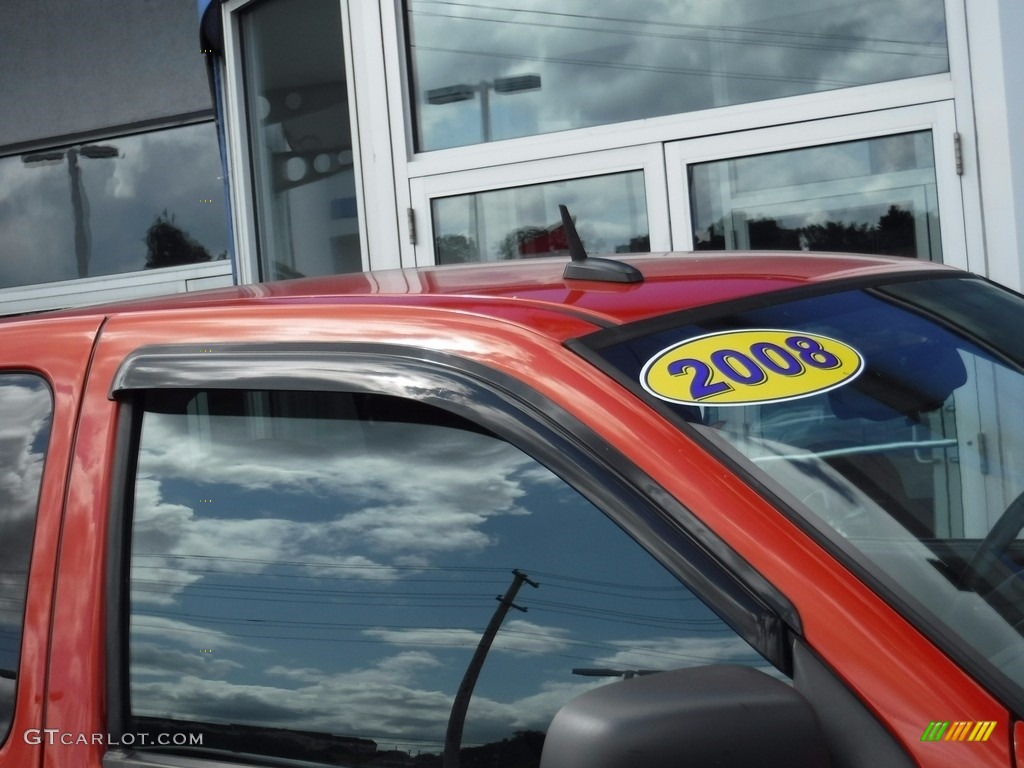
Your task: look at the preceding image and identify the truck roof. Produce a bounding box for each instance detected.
[8,252,954,328]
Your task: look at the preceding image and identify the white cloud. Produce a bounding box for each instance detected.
[129,410,545,607]
[0,381,51,608]
[365,619,572,656]
[132,641,244,678]
[595,635,763,669]
[132,652,455,743]
[130,615,252,651]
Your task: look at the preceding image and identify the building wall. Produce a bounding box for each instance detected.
[0,0,211,152]
[215,0,1000,287]
[967,0,1024,290]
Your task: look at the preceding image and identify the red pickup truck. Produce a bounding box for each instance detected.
[2,248,1023,768]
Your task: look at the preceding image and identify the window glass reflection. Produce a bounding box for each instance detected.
[0,123,227,290]
[408,0,948,151]
[128,389,769,766]
[432,171,648,264]
[689,132,941,260]
[241,0,362,281]
[0,375,51,742]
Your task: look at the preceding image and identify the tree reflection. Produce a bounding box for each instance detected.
[144,211,224,269]
[436,234,478,264]
[497,226,563,260]
[696,205,917,257]
[137,717,544,767]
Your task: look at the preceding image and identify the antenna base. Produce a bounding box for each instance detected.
[563,258,643,283]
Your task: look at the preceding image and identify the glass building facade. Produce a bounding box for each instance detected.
[4,0,1024,310]
[212,0,992,289]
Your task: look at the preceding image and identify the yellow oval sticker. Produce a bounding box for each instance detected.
[641,329,863,406]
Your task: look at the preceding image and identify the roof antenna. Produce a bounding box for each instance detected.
[559,204,643,284]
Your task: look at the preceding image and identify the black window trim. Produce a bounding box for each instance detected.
[578,267,967,352]
[104,342,799,757]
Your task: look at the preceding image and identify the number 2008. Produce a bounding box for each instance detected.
[667,335,842,401]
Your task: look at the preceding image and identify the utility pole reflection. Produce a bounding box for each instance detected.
[443,568,539,768]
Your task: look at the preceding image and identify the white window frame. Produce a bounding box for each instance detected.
[0,261,234,317]
[221,0,268,283]
[405,74,955,180]
[345,0,403,270]
[220,0,402,280]
[216,0,985,277]
[394,0,963,177]
[408,103,973,271]
[387,0,983,271]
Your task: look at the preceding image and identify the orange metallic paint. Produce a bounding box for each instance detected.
[0,252,1009,767]
[0,316,104,768]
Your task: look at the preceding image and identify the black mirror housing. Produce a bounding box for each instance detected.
[540,665,830,768]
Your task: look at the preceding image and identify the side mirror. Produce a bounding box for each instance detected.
[540,665,830,768]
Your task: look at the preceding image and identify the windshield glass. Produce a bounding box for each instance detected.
[587,275,1024,706]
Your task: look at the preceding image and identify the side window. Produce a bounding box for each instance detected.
[125,388,774,766]
[0,375,51,741]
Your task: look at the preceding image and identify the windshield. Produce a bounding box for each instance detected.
[586,275,1024,708]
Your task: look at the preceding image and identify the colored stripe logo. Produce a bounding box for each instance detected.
[921,721,996,742]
